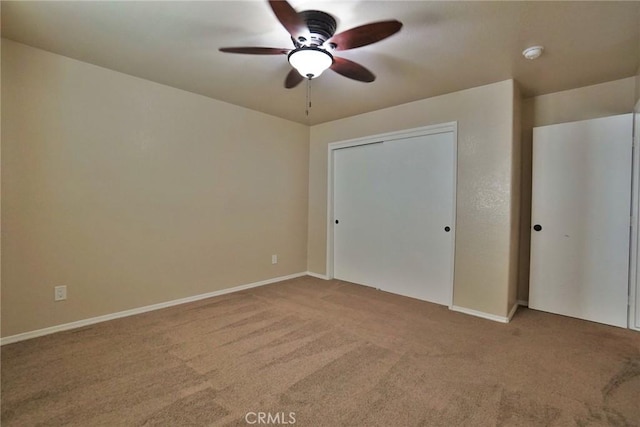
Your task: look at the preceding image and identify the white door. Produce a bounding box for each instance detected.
[333,131,455,305]
[529,114,633,328]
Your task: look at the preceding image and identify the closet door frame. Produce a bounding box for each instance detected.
[630,109,640,331]
[325,122,458,307]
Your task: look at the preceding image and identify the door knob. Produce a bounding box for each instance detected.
[444,226,451,232]
[533,224,542,231]
[335,220,339,224]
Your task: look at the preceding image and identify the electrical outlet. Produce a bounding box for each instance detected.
[54,285,67,301]
[271,254,278,264]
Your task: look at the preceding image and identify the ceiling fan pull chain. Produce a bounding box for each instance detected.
[306,77,312,116]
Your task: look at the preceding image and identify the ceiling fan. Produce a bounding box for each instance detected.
[219,0,403,88]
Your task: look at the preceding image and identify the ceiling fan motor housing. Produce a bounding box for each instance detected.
[296,10,337,47]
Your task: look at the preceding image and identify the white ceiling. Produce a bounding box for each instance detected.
[2,1,639,125]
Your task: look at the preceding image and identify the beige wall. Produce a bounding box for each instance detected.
[525,77,636,128]
[508,83,522,310]
[1,40,309,337]
[518,77,637,301]
[636,64,640,107]
[308,80,519,318]
[636,33,640,104]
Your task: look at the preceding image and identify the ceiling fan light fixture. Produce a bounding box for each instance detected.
[288,46,333,79]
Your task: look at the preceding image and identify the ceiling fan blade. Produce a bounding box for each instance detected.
[285,68,305,89]
[330,57,376,83]
[268,0,308,41]
[219,47,290,55]
[328,20,402,51]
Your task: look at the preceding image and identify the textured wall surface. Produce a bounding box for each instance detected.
[1,40,309,337]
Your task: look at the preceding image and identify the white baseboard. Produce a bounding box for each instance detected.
[305,271,331,280]
[450,305,513,323]
[517,299,529,307]
[507,302,519,321]
[1,272,307,346]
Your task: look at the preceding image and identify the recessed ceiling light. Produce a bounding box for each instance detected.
[522,46,544,60]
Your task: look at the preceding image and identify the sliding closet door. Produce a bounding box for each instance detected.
[529,114,632,328]
[333,131,455,305]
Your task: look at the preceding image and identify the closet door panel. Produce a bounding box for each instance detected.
[333,131,455,305]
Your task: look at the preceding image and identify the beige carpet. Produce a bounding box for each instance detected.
[2,276,639,426]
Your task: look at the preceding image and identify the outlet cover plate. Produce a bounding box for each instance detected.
[54,285,67,301]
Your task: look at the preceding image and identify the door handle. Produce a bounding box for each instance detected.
[444,226,451,232]
[335,220,339,224]
[533,224,542,231]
